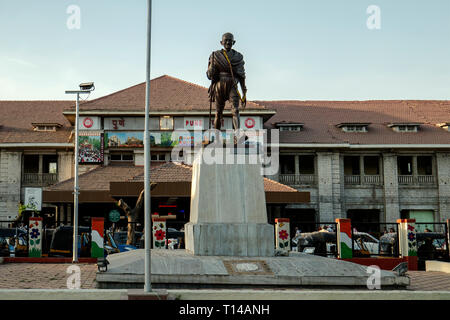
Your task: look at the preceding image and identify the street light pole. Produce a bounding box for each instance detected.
[73,92,80,263]
[144,0,153,293]
[65,83,94,264]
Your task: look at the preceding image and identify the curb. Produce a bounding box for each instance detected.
[1,289,450,300]
[2,257,97,264]
[0,289,128,300]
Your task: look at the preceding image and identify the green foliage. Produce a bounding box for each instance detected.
[18,203,39,215]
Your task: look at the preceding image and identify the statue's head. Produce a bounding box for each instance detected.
[220,32,235,51]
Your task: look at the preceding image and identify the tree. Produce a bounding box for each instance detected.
[116,183,157,245]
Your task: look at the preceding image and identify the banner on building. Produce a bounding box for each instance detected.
[78,131,104,164]
[24,187,42,211]
[104,130,265,150]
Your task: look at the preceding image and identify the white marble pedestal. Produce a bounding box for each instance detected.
[185,155,274,257]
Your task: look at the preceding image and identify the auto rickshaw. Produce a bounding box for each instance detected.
[48,226,92,257]
[0,228,28,257]
[293,231,337,257]
[49,226,125,257]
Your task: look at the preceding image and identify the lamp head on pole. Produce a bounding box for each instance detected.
[79,82,95,91]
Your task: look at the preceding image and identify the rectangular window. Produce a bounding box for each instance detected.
[43,155,58,174]
[160,116,174,130]
[110,153,134,162]
[279,126,301,131]
[122,154,134,161]
[280,155,296,174]
[151,153,168,162]
[23,155,39,173]
[342,125,367,132]
[344,156,360,175]
[299,155,315,174]
[397,156,413,175]
[417,156,433,175]
[364,156,380,175]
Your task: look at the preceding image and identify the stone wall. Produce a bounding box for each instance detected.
[57,151,73,182]
[437,153,450,221]
[0,150,22,223]
[279,151,450,224]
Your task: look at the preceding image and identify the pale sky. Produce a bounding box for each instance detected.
[0,0,449,101]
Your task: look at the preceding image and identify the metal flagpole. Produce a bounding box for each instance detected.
[144,0,152,293]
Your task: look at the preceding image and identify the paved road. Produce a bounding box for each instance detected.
[407,271,450,291]
[0,263,97,289]
[1,263,450,291]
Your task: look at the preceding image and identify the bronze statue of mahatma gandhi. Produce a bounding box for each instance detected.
[207,32,247,131]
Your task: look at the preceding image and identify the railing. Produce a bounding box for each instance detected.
[278,174,316,186]
[398,175,414,184]
[344,175,361,185]
[398,175,436,185]
[417,175,436,184]
[363,175,382,184]
[344,175,382,185]
[22,173,58,186]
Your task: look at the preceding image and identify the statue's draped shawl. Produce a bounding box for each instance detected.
[207,49,245,81]
[207,49,245,101]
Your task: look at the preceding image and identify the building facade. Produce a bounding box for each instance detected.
[260,100,450,230]
[1,77,449,230]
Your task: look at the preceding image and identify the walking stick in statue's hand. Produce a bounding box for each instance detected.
[207,51,215,143]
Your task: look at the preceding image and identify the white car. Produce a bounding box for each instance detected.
[294,231,380,257]
[353,232,379,255]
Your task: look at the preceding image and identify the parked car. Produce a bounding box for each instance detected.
[416,231,449,270]
[353,232,380,256]
[112,231,142,249]
[293,230,381,257]
[107,231,137,253]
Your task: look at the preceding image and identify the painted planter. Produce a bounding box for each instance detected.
[152,218,166,249]
[336,218,353,259]
[28,217,43,258]
[91,217,104,258]
[275,218,290,251]
[397,219,417,257]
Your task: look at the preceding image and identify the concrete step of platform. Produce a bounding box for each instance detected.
[96,249,409,289]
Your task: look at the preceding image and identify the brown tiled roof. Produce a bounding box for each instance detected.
[46,165,145,191]
[258,100,450,145]
[131,162,298,192]
[46,162,298,193]
[0,101,72,144]
[68,75,266,113]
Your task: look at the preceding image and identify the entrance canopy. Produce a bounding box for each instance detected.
[43,162,310,204]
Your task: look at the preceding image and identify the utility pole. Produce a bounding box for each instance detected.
[144,0,153,293]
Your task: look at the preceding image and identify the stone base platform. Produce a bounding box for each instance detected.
[96,249,410,289]
[185,222,274,257]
